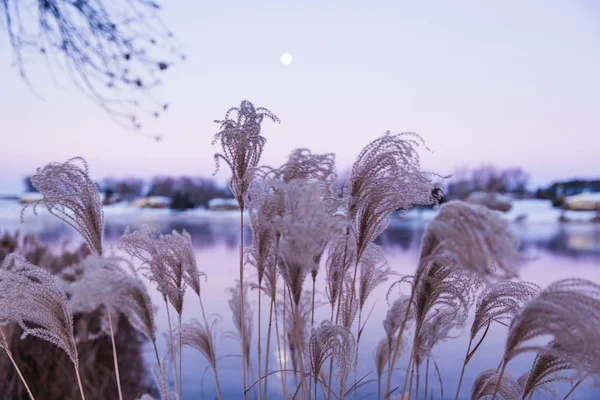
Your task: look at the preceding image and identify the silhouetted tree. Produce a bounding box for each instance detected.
[102,178,144,199]
[1,0,183,130]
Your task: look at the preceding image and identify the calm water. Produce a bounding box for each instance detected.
[1,209,599,400]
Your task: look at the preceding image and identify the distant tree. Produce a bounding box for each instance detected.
[146,176,232,209]
[471,165,504,192]
[535,179,600,207]
[102,178,144,200]
[501,168,529,193]
[1,0,183,130]
[147,176,176,197]
[170,191,193,211]
[445,165,530,200]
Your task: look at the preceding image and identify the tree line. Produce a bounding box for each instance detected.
[24,175,233,210]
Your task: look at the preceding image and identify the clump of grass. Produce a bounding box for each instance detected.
[5,104,600,400]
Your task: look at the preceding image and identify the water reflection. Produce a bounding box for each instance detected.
[1,213,599,399]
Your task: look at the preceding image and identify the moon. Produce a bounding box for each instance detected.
[281,53,293,66]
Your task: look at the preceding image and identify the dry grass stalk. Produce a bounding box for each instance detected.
[181,317,223,399]
[455,281,540,399]
[308,321,355,399]
[118,225,191,398]
[471,369,521,400]
[0,327,36,400]
[213,100,279,400]
[521,341,573,399]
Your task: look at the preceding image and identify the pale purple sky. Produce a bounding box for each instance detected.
[1,1,599,193]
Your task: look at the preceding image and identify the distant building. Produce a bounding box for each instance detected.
[564,192,600,211]
[131,196,171,209]
[208,198,238,211]
[19,192,44,204]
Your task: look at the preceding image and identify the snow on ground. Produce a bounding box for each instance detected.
[1,198,598,225]
[398,199,598,224]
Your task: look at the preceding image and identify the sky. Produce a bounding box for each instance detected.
[1,1,599,194]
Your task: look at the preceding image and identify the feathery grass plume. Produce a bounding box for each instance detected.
[412,259,477,336]
[340,279,359,329]
[180,230,207,297]
[276,179,337,306]
[422,201,527,280]
[471,281,540,343]
[0,231,92,276]
[357,243,390,310]
[282,290,311,374]
[0,254,86,399]
[247,177,280,290]
[415,307,464,367]
[177,231,222,399]
[471,369,521,400]
[387,201,506,398]
[374,338,391,382]
[61,255,142,400]
[384,295,414,349]
[269,148,340,214]
[397,256,478,398]
[153,350,177,400]
[455,281,540,399]
[382,290,415,397]
[506,279,600,366]
[246,174,284,400]
[63,255,160,375]
[114,278,158,347]
[521,341,573,399]
[493,278,600,398]
[414,307,466,400]
[212,100,279,208]
[181,317,220,369]
[118,225,190,398]
[181,317,221,375]
[351,243,390,400]
[343,131,439,263]
[118,225,188,316]
[265,148,341,282]
[344,132,439,398]
[374,338,391,399]
[276,148,337,185]
[325,235,357,314]
[308,321,356,398]
[227,280,254,370]
[0,254,78,363]
[65,255,139,313]
[21,157,104,256]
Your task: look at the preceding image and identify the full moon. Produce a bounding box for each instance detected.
[281,53,293,65]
